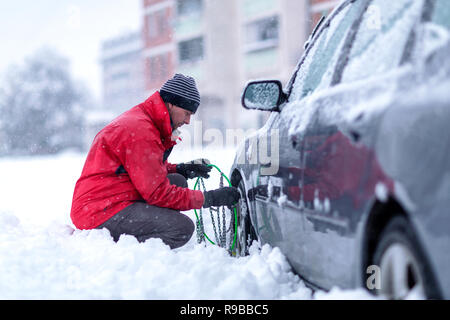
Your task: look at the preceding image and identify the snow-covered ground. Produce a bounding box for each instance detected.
[0,146,377,300]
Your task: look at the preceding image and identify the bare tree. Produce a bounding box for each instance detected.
[0,48,89,156]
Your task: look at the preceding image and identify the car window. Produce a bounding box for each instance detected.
[341,0,425,83]
[289,1,365,102]
[432,0,450,30]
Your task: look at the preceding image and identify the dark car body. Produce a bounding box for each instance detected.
[230,0,450,298]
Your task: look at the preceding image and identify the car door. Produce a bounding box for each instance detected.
[268,0,371,278]
[251,112,287,250]
[299,0,427,290]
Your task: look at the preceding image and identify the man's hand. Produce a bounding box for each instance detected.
[176,158,212,180]
[203,187,241,208]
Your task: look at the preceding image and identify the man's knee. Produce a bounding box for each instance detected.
[165,213,195,249]
[182,214,195,238]
[167,173,188,188]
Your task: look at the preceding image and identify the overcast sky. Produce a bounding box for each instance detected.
[0,0,141,102]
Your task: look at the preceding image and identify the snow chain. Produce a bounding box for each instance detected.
[194,164,238,253]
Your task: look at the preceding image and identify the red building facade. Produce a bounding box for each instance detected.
[142,0,176,92]
[140,0,339,98]
[310,0,339,30]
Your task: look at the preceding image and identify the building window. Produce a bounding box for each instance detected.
[147,9,169,40]
[245,16,279,51]
[149,53,170,82]
[178,37,204,63]
[177,0,202,17]
[243,0,277,19]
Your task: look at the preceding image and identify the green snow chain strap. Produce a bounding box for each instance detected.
[193,164,238,253]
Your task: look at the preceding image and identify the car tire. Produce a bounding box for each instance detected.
[233,180,257,257]
[372,215,441,299]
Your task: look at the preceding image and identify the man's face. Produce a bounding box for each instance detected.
[167,103,193,130]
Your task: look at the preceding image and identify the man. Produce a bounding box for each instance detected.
[71,74,240,248]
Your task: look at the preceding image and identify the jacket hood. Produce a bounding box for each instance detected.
[139,92,177,150]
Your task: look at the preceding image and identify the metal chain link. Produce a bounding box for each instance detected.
[219,174,226,247]
[227,209,235,251]
[196,174,232,248]
[196,210,205,245]
[201,177,221,245]
[196,178,205,245]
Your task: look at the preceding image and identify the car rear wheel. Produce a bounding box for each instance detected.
[233,180,257,257]
[372,216,440,299]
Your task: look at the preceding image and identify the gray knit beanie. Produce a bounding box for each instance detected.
[160,74,201,114]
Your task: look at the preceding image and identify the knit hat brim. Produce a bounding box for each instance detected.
[160,90,200,114]
[159,73,201,114]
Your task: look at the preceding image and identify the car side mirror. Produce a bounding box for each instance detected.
[241,80,286,112]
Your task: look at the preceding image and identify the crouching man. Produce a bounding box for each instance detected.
[70,74,240,248]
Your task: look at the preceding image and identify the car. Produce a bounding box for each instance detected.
[229,0,450,299]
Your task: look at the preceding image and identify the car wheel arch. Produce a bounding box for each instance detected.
[359,196,442,298]
[230,169,244,189]
[230,169,259,254]
[360,196,409,279]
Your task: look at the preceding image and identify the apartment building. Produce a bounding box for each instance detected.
[175,0,240,134]
[142,0,240,137]
[86,32,146,148]
[237,0,309,128]
[100,31,145,114]
[140,0,337,139]
[143,0,176,92]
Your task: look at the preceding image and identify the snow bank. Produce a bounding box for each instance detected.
[0,215,312,299]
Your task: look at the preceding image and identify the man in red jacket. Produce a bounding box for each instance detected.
[71,74,240,248]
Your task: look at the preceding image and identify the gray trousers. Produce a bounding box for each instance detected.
[97,173,195,249]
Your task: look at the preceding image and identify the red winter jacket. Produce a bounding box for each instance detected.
[70,92,205,230]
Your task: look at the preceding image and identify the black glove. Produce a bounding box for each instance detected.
[176,158,212,180]
[203,187,241,208]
